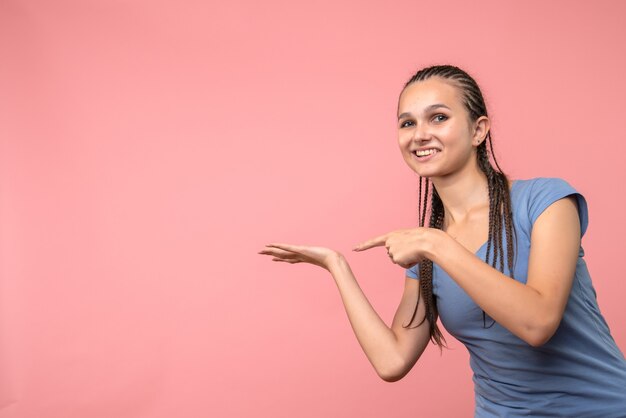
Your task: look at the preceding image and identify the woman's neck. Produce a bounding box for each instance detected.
[430,166,489,225]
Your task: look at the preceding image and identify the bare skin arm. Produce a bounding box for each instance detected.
[258,246,431,382]
[356,196,581,347]
[430,197,580,346]
[329,256,431,381]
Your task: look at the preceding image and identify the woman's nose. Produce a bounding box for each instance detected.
[413,123,431,141]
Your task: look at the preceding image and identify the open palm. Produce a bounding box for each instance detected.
[258,243,342,271]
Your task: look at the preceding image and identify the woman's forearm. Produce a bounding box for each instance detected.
[327,255,404,380]
[428,231,574,347]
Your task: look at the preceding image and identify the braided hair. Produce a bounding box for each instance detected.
[400,65,516,348]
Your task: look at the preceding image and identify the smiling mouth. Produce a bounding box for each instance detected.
[413,149,440,158]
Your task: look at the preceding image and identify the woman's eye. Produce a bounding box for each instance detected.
[399,120,414,128]
[433,114,448,122]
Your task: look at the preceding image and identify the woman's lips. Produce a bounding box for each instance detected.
[412,149,439,162]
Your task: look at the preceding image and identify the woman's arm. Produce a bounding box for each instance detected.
[259,243,432,382]
[429,196,581,347]
[328,255,431,381]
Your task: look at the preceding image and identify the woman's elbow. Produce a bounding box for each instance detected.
[524,318,561,347]
[377,367,406,382]
[376,358,412,382]
[525,332,553,348]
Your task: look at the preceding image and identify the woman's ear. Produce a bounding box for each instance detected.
[472,116,490,146]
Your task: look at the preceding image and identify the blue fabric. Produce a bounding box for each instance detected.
[406,177,626,417]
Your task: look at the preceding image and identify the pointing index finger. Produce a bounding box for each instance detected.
[353,234,388,252]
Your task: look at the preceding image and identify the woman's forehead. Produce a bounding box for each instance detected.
[399,78,463,113]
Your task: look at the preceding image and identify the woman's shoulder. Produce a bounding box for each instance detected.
[512,176,575,193]
[511,176,588,235]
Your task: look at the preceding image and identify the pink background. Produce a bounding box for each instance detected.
[1,1,625,417]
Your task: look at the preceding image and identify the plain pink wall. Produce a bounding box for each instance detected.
[1,0,625,417]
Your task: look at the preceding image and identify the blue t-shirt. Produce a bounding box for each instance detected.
[406,177,626,417]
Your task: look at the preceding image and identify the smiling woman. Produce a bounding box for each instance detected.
[259,64,626,417]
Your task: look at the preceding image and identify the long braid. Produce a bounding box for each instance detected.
[484,128,516,274]
[494,176,505,272]
[407,177,426,328]
[482,148,497,269]
[401,65,516,349]
[424,186,446,346]
[408,178,447,347]
[421,177,430,227]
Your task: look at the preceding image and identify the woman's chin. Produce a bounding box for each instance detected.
[410,166,438,178]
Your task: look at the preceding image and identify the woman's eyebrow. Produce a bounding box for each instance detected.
[397,103,452,120]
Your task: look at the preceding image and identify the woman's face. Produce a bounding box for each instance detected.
[397,77,486,180]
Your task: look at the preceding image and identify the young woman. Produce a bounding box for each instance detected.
[258,65,626,417]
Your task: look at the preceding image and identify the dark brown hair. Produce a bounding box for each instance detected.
[400,65,516,348]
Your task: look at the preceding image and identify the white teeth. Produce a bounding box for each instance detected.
[415,149,438,157]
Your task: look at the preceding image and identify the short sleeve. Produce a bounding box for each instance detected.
[406,264,419,280]
[528,177,589,237]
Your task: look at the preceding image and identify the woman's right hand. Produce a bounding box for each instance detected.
[258,243,343,272]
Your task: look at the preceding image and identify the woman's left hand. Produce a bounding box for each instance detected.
[353,227,442,268]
